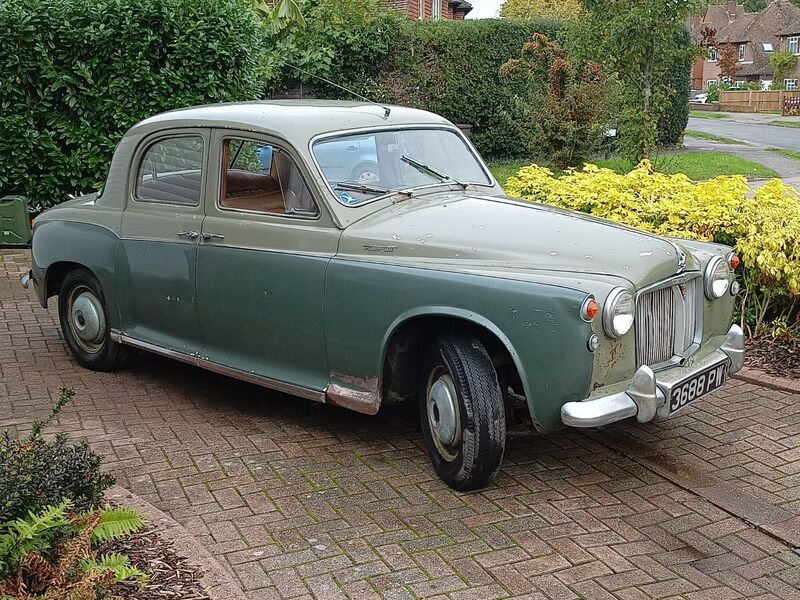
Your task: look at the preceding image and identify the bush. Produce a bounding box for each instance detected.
[0,0,266,211]
[500,33,610,168]
[0,389,113,523]
[504,161,800,336]
[277,11,561,160]
[657,26,691,146]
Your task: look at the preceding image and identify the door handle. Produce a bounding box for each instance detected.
[177,230,200,239]
[201,232,225,241]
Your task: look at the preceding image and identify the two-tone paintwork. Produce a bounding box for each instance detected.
[29,101,736,432]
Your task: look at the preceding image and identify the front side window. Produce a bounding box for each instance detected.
[135,136,204,206]
[313,128,492,207]
[789,36,800,55]
[219,138,318,217]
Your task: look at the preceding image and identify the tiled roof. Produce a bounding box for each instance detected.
[778,17,800,35]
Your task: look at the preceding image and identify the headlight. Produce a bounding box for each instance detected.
[704,256,730,299]
[603,288,635,338]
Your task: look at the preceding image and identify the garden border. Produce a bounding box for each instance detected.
[105,485,248,600]
[734,367,800,393]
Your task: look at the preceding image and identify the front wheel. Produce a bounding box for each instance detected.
[419,333,506,491]
[58,268,128,371]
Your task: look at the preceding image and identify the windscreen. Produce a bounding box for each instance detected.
[313,128,492,206]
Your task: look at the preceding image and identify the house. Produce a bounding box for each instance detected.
[777,17,800,90]
[385,0,473,19]
[693,0,800,91]
[690,0,744,91]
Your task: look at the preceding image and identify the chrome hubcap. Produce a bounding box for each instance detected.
[69,289,106,352]
[427,370,461,461]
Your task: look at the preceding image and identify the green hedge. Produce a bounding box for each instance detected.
[657,26,691,146]
[0,0,265,210]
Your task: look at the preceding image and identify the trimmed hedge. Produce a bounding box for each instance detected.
[0,0,265,210]
[657,26,691,146]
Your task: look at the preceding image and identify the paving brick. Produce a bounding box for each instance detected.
[2,248,799,600]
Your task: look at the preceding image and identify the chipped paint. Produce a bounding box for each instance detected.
[326,374,381,415]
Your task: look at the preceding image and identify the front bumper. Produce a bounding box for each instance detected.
[561,324,744,427]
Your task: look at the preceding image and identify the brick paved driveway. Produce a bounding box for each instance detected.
[2,249,800,599]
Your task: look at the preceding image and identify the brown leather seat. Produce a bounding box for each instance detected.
[222,170,285,213]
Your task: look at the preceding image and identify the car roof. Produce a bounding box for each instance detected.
[133,100,453,140]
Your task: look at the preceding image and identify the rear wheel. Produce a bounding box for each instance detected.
[58,268,128,371]
[419,333,506,490]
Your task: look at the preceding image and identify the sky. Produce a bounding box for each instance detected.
[466,0,504,18]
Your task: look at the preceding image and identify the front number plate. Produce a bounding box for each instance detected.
[667,361,728,414]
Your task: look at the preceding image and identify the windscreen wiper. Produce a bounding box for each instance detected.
[334,181,392,195]
[401,155,466,188]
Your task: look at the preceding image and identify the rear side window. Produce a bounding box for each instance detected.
[135,136,204,206]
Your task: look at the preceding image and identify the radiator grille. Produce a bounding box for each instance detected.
[635,278,698,367]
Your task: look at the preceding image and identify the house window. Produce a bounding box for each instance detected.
[762,42,774,52]
[707,79,717,89]
[789,36,800,55]
[786,79,799,91]
[738,44,746,61]
[432,0,441,19]
[733,80,745,89]
[708,47,718,62]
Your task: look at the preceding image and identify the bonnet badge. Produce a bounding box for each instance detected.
[676,248,686,273]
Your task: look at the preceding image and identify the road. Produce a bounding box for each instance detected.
[688,116,800,150]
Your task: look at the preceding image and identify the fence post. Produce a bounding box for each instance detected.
[780,91,785,114]
[748,89,753,107]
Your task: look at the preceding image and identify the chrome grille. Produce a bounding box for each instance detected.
[635,277,699,367]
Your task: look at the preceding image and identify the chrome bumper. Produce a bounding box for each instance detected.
[561,324,744,428]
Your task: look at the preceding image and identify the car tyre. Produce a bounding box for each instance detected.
[419,333,506,491]
[58,268,128,371]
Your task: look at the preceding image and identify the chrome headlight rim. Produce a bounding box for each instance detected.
[704,256,730,300]
[602,287,635,338]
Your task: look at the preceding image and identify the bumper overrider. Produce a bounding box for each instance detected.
[561,324,744,427]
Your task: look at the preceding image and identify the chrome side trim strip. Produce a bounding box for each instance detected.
[110,330,325,403]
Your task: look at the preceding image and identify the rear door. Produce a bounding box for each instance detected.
[117,130,208,353]
[194,129,340,393]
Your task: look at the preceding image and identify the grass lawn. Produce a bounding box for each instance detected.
[684,130,741,144]
[489,151,777,186]
[768,120,800,128]
[689,111,728,119]
[766,147,800,161]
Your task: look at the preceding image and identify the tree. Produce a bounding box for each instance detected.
[718,43,739,84]
[570,0,699,162]
[500,0,584,20]
[770,51,799,90]
[500,33,609,168]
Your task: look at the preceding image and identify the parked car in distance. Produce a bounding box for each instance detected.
[23,101,744,491]
[692,93,709,104]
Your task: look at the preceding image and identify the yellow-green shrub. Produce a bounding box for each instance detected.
[505,161,800,336]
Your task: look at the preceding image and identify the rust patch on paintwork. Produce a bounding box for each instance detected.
[326,374,381,415]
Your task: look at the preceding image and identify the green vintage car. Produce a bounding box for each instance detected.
[23,101,744,490]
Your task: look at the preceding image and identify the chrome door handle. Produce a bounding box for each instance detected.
[177,230,200,239]
[201,232,225,241]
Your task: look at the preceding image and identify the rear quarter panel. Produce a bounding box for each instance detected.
[325,259,595,431]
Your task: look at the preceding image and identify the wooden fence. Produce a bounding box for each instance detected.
[719,90,800,114]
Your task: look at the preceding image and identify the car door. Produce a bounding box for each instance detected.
[194,130,340,394]
[117,130,208,354]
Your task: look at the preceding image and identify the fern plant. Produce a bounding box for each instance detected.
[81,552,147,586]
[0,502,148,598]
[90,507,144,544]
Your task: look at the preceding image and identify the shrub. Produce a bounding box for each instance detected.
[0,501,147,595]
[657,26,691,146]
[0,389,113,523]
[0,0,266,211]
[504,161,800,336]
[500,33,609,168]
